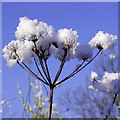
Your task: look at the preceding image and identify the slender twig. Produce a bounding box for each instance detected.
[54,50,101,87]
[69,60,85,77]
[40,59,51,83]
[36,54,51,83]
[22,62,49,84]
[53,46,69,85]
[105,93,118,119]
[32,42,50,82]
[22,62,38,78]
[44,59,51,83]
[33,57,49,84]
[17,61,49,85]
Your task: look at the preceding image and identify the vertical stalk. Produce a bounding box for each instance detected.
[48,86,54,120]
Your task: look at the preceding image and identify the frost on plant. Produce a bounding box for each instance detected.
[89,31,117,59]
[3,17,117,67]
[15,17,38,41]
[89,71,120,94]
[3,16,118,119]
[88,70,120,118]
[57,28,78,46]
[3,17,80,66]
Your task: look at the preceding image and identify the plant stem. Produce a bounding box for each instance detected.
[53,46,69,85]
[33,57,48,84]
[17,61,49,85]
[44,59,51,83]
[32,42,51,83]
[54,50,101,87]
[48,86,54,120]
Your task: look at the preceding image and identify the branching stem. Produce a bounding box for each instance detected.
[33,57,49,84]
[17,61,49,85]
[44,59,51,84]
[54,50,101,87]
[69,60,85,76]
[33,42,51,83]
[53,46,69,85]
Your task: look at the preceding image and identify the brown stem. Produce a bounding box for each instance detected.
[17,61,49,85]
[32,42,50,83]
[38,56,51,84]
[53,46,69,85]
[33,57,49,84]
[69,60,85,76]
[54,50,101,87]
[48,86,54,120]
[44,59,51,83]
[41,59,49,79]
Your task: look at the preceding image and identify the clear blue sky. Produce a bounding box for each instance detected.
[2,2,118,118]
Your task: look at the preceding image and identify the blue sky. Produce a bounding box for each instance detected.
[2,2,118,118]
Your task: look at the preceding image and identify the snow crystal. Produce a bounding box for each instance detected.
[15,17,38,41]
[89,71,120,94]
[35,21,54,50]
[36,21,54,39]
[89,31,117,59]
[3,40,34,67]
[57,28,78,46]
[15,17,55,52]
[91,71,98,80]
[16,40,34,62]
[3,40,20,67]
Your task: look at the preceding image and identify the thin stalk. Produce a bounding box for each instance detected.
[69,60,85,76]
[33,57,49,84]
[48,87,54,120]
[54,50,101,87]
[37,55,51,83]
[40,59,50,80]
[53,46,69,85]
[44,59,51,83]
[17,61,49,85]
[33,42,50,82]
[22,62,38,78]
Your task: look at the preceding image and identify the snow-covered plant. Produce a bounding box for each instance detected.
[88,31,119,119]
[89,31,117,59]
[89,71,120,118]
[3,16,118,119]
[89,71,120,94]
[59,52,119,118]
